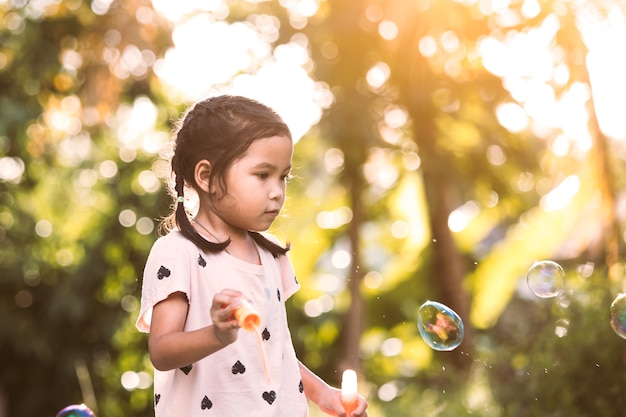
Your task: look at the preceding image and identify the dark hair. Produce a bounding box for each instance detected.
[162,95,291,257]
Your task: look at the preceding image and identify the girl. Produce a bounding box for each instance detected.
[136,95,368,417]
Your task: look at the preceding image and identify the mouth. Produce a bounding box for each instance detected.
[265,209,280,217]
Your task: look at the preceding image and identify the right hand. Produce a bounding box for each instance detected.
[210,289,243,346]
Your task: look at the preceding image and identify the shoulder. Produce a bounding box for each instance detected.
[149,230,198,256]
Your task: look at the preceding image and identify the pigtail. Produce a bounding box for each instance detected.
[173,156,230,253]
[249,231,289,258]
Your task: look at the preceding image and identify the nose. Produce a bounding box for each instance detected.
[269,180,285,201]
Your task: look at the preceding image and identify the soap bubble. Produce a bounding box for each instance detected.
[527,260,565,298]
[56,404,96,417]
[417,300,464,351]
[609,293,626,339]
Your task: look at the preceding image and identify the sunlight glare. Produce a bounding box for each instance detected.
[481,8,626,145]
[155,17,266,96]
[152,10,328,142]
[540,175,579,212]
[296,0,318,17]
[521,0,540,19]
[585,14,626,140]
[151,0,225,22]
[496,102,528,133]
[448,200,480,232]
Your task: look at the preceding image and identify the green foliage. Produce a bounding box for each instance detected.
[1,0,625,416]
[484,271,626,417]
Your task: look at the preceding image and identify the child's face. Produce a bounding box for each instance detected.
[213,135,293,232]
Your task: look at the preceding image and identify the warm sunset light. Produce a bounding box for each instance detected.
[3,0,626,416]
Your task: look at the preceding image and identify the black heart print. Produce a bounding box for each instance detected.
[198,254,206,267]
[201,395,213,410]
[180,364,192,375]
[294,275,299,284]
[262,328,270,341]
[157,266,171,280]
[299,380,304,393]
[155,393,160,405]
[277,288,281,301]
[231,360,246,375]
[262,390,276,405]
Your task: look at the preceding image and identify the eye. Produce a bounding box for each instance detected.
[255,172,269,179]
[281,173,293,182]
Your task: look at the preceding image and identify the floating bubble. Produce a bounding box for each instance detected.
[417,300,464,351]
[55,404,96,417]
[609,293,626,339]
[527,260,565,298]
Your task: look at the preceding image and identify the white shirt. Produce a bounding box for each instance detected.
[136,231,307,416]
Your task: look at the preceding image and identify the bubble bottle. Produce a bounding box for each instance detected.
[234,298,261,330]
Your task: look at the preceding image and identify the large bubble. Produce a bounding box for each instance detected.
[417,300,464,351]
[609,293,626,339]
[527,260,565,298]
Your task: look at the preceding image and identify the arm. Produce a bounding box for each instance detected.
[148,290,242,371]
[298,361,368,417]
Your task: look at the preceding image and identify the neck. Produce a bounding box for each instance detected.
[192,218,227,243]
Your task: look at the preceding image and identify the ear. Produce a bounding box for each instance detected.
[194,160,212,193]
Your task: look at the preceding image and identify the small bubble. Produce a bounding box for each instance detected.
[527,260,565,298]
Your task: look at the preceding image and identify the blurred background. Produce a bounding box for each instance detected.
[1,0,626,416]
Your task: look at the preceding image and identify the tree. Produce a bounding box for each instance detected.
[0,1,171,415]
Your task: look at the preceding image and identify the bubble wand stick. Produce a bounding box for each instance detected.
[234,298,271,383]
[341,369,358,417]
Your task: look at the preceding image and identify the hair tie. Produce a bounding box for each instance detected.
[177,196,184,203]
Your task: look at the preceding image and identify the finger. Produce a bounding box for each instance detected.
[214,293,242,311]
[221,288,243,299]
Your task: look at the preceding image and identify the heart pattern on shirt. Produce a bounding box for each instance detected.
[262,390,276,405]
[231,360,246,375]
[201,395,213,410]
[150,249,302,412]
[157,266,171,280]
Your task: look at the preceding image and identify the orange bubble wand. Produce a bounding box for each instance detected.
[234,298,271,383]
[341,369,358,417]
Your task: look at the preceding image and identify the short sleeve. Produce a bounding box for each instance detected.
[135,232,193,333]
[278,252,300,301]
[260,232,300,300]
